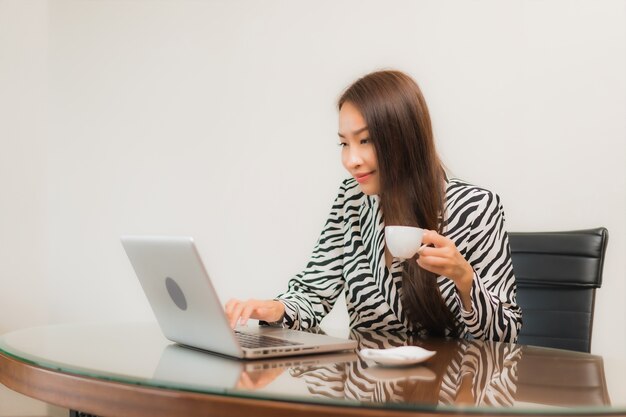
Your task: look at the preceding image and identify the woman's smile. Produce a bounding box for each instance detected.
[354,171,376,184]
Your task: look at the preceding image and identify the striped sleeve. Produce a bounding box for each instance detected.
[275,182,347,329]
[456,190,522,342]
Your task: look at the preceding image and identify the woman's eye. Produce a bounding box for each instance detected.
[360,138,370,144]
[338,142,347,148]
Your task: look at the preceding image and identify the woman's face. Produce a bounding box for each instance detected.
[338,101,380,195]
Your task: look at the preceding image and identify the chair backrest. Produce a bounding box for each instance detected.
[508,228,608,353]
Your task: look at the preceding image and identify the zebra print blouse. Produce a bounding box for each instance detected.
[276,177,522,342]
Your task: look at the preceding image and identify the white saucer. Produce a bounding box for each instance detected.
[359,346,436,367]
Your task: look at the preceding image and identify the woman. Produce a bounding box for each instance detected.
[225,70,522,342]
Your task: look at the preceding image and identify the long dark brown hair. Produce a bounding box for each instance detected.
[338,70,458,337]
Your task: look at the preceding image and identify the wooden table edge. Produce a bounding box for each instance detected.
[1,351,623,417]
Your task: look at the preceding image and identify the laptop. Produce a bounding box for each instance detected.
[121,235,357,359]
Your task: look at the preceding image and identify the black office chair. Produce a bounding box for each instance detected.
[508,227,608,353]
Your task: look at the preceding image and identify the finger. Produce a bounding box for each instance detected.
[417,255,448,270]
[239,302,259,326]
[416,243,428,253]
[237,372,253,389]
[418,255,460,279]
[417,245,445,257]
[421,246,457,260]
[224,298,239,315]
[224,300,237,323]
[230,302,247,329]
[421,230,450,248]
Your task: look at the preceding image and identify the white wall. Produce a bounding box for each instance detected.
[0,0,49,332]
[1,0,625,364]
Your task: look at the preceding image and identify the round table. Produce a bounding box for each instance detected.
[0,323,622,417]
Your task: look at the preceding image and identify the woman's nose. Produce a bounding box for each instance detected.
[346,149,363,167]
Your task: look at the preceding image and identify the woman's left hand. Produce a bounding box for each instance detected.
[417,230,474,310]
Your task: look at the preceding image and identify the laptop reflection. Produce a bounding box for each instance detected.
[152,343,358,392]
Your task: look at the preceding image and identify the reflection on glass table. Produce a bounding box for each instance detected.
[0,323,613,415]
[147,327,611,412]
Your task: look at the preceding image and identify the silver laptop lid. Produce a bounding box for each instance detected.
[121,235,244,358]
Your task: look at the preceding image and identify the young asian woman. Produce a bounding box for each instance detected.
[224,70,522,342]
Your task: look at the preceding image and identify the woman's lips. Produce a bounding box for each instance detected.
[355,171,374,183]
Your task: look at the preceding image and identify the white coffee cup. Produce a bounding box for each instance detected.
[384,226,425,260]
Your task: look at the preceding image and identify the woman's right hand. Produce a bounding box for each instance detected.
[224,298,285,329]
[236,368,285,390]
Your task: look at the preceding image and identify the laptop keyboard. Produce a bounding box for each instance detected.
[234,330,302,349]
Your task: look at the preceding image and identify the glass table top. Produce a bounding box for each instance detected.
[0,322,620,415]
